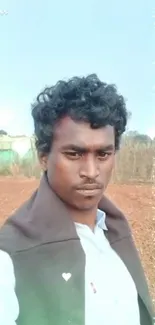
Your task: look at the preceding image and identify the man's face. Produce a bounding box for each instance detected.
[41,117,116,211]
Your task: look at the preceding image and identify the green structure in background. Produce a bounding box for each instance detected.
[0,135,40,177]
[0,138,19,167]
[0,150,19,166]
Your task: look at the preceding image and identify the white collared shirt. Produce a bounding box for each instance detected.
[0,250,19,325]
[75,209,141,325]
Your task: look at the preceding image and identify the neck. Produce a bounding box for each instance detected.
[67,205,98,229]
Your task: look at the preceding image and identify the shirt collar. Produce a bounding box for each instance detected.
[96,209,108,231]
[74,209,108,231]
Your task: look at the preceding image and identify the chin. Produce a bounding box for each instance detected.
[74,197,100,211]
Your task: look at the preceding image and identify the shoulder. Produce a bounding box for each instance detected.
[0,250,19,324]
[0,250,16,285]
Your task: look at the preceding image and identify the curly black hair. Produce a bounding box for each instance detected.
[31,74,128,154]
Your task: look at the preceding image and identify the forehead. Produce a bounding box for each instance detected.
[53,117,115,148]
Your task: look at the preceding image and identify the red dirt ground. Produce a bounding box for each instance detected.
[0,177,154,307]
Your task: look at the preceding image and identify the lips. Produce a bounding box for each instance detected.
[76,185,102,196]
[76,184,102,191]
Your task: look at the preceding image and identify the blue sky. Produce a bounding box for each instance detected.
[0,0,154,137]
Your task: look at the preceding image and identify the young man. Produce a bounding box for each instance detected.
[0,74,154,325]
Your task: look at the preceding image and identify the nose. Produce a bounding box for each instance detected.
[79,156,99,180]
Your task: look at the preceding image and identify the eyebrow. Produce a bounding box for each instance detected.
[61,144,115,152]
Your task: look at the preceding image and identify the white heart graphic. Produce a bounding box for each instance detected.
[62,273,72,281]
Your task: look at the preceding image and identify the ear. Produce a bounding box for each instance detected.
[38,153,48,172]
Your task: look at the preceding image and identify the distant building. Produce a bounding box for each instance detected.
[0,136,35,165]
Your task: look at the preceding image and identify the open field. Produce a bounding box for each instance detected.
[0,177,154,307]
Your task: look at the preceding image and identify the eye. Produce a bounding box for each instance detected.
[65,151,82,159]
[98,152,111,160]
